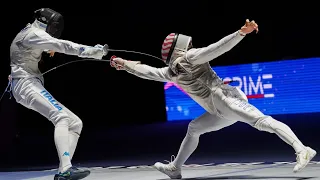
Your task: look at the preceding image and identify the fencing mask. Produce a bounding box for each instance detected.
[34,8,64,38]
[161,33,192,65]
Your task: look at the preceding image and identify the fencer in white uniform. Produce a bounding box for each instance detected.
[9,8,107,180]
[110,19,316,179]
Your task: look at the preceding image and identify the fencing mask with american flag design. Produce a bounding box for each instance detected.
[161,33,192,65]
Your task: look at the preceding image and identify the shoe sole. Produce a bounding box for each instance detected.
[71,171,91,180]
[153,164,182,179]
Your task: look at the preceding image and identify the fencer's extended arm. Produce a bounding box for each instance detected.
[24,30,104,59]
[186,31,245,64]
[123,61,172,82]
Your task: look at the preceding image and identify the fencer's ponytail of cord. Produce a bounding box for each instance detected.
[0,81,12,103]
[41,48,164,76]
[1,48,163,103]
[41,59,111,76]
[0,59,106,103]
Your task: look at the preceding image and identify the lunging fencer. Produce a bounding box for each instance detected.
[9,8,108,180]
[110,19,317,179]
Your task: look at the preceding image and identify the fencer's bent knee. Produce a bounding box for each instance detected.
[254,116,276,133]
[187,120,212,137]
[55,118,69,131]
[69,118,83,135]
[53,112,83,135]
[187,114,232,136]
[187,121,201,137]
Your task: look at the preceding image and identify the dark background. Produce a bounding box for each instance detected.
[0,2,319,171]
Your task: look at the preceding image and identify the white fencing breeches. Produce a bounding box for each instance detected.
[11,77,82,172]
[173,86,305,168]
[11,78,83,133]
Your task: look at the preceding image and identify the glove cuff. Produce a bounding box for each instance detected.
[124,61,140,72]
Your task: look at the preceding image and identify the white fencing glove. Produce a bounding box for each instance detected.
[94,44,109,56]
[79,44,108,59]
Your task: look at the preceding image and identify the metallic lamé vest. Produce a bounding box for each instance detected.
[169,57,224,114]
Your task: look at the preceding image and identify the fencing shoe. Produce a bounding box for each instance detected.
[293,147,317,173]
[154,161,182,179]
[54,166,90,180]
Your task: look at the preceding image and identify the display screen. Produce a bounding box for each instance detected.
[164,58,320,121]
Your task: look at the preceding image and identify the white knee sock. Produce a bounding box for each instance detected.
[58,132,79,171]
[256,118,306,153]
[55,123,72,173]
[69,131,80,160]
[272,120,306,153]
[173,133,199,168]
